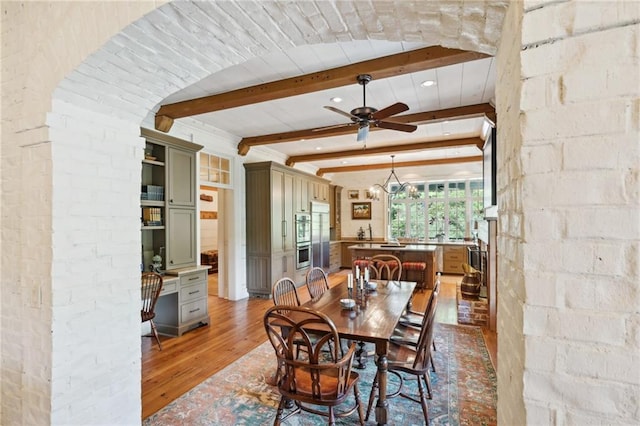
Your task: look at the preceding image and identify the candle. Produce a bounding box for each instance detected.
[359,276,364,290]
[364,268,369,283]
[355,265,360,279]
[347,274,353,289]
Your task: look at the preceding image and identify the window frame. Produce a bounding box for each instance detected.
[388,178,483,241]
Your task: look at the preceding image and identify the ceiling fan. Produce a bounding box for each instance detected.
[317,74,418,143]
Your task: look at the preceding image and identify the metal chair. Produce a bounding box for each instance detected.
[264,305,365,425]
[141,272,164,350]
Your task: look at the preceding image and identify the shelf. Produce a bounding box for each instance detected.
[142,158,165,167]
[141,200,164,207]
[142,225,165,230]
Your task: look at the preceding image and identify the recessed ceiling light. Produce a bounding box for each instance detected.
[315,146,322,151]
[444,132,451,136]
[420,80,436,87]
[341,160,348,164]
[330,97,343,103]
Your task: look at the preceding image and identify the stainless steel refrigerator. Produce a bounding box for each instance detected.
[311,202,330,272]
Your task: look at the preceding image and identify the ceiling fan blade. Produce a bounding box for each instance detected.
[357,124,369,142]
[311,122,354,132]
[371,102,409,120]
[376,120,418,133]
[323,105,358,120]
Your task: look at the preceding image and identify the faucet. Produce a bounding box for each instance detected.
[368,223,373,241]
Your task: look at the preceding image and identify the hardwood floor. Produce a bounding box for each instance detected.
[141,270,497,420]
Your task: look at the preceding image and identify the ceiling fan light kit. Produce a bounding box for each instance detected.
[319,74,418,144]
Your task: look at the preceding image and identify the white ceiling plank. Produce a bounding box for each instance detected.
[434,63,464,109]
[160,40,493,174]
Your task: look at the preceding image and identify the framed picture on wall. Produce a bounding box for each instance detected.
[348,190,359,200]
[351,202,371,220]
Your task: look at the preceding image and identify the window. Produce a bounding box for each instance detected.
[389,179,483,241]
[200,152,231,187]
[389,183,424,239]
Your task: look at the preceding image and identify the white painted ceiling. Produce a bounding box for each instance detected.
[163,40,495,181]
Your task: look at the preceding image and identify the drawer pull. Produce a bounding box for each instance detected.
[188,276,199,281]
[189,308,200,313]
[188,290,200,295]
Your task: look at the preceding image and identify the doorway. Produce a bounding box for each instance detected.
[199,185,219,296]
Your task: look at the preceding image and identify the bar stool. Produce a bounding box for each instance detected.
[402,261,427,291]
[352,258,373,278]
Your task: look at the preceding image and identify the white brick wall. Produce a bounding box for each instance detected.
[3,1,638,425]
[498,1,640,426]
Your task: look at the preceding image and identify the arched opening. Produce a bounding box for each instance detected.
[4,1,510,424]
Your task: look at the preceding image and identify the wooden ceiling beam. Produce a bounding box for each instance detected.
[315,155,482,177]
[237,103,495,155]
[155,46,489,132]
[285,137,482,167]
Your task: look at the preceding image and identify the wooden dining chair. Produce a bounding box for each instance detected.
[263,305,365,425]
[399,274,441,328]
[271,277,306,362]
[395,275,441,383]
[366,292,439,423]
[272,277,301,307]
[306,267,330,299]
[371,254,402,281]
[141,272,164,350]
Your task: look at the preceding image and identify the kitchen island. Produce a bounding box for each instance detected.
[348,243,442,289]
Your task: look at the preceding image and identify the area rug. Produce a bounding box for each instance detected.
[143,323,496,425]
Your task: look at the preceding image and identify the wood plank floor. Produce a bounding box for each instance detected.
[141,270,497,420]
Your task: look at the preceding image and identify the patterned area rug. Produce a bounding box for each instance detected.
[144,323,496,425]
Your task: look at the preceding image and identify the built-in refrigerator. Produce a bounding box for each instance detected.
[311,202,330,272]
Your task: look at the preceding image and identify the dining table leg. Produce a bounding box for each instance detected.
[374,341,389,425]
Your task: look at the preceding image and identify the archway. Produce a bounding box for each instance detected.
[3,2,510,424]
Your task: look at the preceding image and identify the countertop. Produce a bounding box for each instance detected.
[336,239,476,246]
[163,265,211,278]
[348,243,440,252]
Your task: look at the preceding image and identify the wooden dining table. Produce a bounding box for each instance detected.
[300,278,417,425]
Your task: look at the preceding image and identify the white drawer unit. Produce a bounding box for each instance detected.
[155,267,210,336]
[159,278,179,296]
[180,281,206,303]
[180,298,208,324]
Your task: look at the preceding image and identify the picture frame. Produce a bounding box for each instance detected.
[348,190,359,200]
[351,202,371,220]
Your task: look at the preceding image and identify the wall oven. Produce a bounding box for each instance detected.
[295,213,311,245]
[295,213,312,269]
[296,244,311,270]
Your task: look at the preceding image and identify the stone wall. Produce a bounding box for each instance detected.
[498,1,640,425]
[1,1,509,424]
[2,1,638,425]
[495,2,527,423]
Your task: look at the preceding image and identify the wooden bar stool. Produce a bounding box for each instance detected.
[352,258,373,277]
[402,261,427,291]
